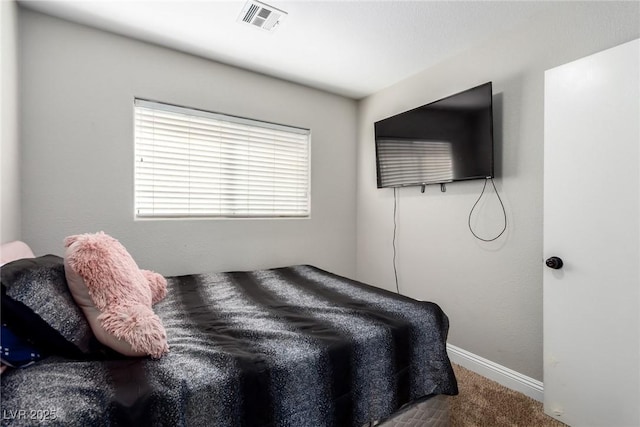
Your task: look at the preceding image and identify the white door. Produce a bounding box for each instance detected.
[543,39,640,427]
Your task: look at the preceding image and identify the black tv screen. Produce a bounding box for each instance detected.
[374,82,494,188]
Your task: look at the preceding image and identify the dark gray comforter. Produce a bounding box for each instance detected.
[1,265,457,426]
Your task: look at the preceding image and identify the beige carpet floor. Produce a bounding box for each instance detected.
[450,364,566,427]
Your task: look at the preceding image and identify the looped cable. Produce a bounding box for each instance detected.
[468,178,507,242]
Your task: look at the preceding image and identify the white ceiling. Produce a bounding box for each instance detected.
[18,0,562,99]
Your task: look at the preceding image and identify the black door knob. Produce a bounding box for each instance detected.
[545,256,564,270]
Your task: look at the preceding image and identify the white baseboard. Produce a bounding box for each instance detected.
[446,344,544,402]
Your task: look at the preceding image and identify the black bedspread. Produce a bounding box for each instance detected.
[1,265,457,426]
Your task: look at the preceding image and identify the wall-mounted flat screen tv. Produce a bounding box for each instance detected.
[374,82,494,188]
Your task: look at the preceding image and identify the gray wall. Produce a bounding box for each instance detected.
[1,0,20,244]
[356,1,639,381]
[19,9,358,278]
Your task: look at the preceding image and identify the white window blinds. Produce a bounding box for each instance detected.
[134,99,310,218]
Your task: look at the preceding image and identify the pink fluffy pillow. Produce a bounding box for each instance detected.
[64,232,168,359]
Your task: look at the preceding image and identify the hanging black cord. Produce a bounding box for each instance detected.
[468,177,507,242]
[392,187,400,293]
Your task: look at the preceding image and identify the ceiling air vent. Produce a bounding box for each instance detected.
[238,0,287,32]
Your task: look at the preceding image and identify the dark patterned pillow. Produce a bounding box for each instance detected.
[1,255,93,357]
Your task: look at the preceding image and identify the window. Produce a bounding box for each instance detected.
[134,99,310,218]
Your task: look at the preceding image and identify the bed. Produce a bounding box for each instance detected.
[0,245,457,426]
